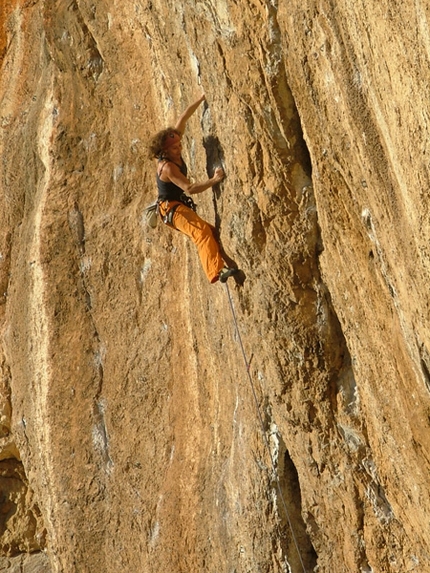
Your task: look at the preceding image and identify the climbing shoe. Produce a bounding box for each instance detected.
[219,267,239,283]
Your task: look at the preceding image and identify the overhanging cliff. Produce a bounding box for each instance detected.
[0,1,429,572]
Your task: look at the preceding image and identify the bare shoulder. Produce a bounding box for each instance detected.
[164,161,181,176]
[158,160,182,181]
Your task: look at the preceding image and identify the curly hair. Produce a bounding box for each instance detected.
[148,127,181,159]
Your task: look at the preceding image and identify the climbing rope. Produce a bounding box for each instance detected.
[225,282,308,573]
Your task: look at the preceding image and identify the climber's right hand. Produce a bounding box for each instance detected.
[212,167,225,183]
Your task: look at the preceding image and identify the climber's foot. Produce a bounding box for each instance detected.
[219,267,239,283]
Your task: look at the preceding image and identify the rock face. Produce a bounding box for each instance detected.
[0,1,429,572]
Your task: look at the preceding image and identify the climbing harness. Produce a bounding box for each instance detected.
[225,282,309,573]
[162,202,180,227]
[160,194,197,228]
[178,193,197,212]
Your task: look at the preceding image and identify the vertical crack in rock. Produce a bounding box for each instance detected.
[268,423,318,573]
[418,343,430,394]
[203,134,225,235]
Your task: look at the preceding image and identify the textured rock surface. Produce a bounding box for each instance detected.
[0,1,429,572]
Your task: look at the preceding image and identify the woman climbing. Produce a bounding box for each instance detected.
[148,93,238,284]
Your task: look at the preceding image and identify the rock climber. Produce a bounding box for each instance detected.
[148,93,238,284]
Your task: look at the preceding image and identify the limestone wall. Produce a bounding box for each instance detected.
[0,1,429,572]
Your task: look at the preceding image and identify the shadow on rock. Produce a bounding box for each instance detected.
[204,135,245,287]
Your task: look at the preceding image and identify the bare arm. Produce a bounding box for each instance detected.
[162,162,224,195]
[174,94,206,134]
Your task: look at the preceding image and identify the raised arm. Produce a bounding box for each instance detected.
[174,94,206,134]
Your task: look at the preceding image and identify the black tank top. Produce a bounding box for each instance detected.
[156,159,188,201]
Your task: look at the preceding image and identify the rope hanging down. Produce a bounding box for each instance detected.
[224,283,308,573]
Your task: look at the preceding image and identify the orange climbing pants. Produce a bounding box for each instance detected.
[159,201,224,283]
